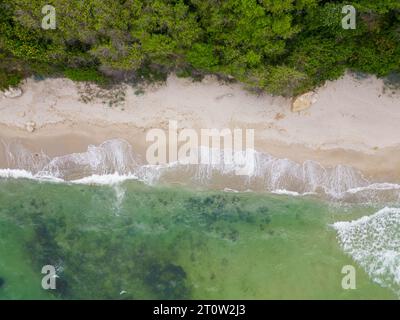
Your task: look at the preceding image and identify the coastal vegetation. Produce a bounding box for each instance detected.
[0,0,399,96]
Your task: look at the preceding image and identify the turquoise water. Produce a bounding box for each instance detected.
[0,178,397,299]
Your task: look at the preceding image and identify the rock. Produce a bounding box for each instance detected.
[25,121,36,133]
[311,94,318,104]
[17,111,26,118]
[292,92,317,112]
[3,87,22,98]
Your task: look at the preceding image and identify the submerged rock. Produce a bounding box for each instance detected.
[0,277,4,288]
[292,91,317,112]
[3,87,23,98]
[145,262,189,299]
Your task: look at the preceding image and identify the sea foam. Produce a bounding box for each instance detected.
[1,138,400,202]
[333,207,400,296]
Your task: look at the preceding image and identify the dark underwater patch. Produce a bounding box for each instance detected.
[0,182,281,299]
[145,262,190,299]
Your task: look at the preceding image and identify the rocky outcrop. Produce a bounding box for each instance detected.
[3,87,23,99]
[25,121,36,133]
[292,92,317,112]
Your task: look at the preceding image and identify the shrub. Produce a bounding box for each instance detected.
[63,68,108,85]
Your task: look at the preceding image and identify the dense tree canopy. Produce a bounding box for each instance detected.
[0,0,399,96]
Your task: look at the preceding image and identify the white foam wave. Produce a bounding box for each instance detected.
[333,207,400,296]
[347,183,400,194]
[223,188,240,193]
[70,173,139,185]
[0,168,34,179]
[1,138,400,202]
[271,189,301,196]
[0,168,64,183]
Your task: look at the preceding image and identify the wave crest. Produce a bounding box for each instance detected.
[333,207,400,296]
[1,138,400,202]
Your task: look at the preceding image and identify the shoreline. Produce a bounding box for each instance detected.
[2,122,400,183]
[1,72,400,183]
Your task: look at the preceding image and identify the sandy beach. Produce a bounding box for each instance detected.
[1,72,400,182]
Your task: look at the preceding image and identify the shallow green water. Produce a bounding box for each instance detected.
[0,178,396,299]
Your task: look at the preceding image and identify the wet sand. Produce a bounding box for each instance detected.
[1,72,400,182]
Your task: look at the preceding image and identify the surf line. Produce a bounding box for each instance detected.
[146,120,255,176]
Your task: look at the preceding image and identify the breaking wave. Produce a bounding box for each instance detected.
[1,138,400,202]
[333,207,400,296]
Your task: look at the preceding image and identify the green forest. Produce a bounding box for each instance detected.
[0,0,399,96]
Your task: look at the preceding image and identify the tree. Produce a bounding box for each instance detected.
[0,0,399,94]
